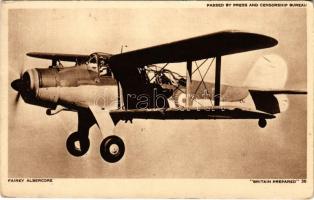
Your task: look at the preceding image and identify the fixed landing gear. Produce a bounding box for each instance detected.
[258,118,267,128]
[66,132,90,157]
[66,109,94,157]
[100,135,125,163]
[66,132,125,163]
[65,109,125,163]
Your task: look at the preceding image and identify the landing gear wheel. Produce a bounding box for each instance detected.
[66,132,90,157]
[100,135,125,163]
[258,118,267,128]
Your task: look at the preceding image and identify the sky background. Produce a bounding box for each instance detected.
[8,6,307,178]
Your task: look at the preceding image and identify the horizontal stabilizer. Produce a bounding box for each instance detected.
[249,89,307,95]
[249,89,306,114]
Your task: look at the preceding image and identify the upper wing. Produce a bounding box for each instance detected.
[27,31,278,67]
[27,52,91,63]
[109,30,278,67]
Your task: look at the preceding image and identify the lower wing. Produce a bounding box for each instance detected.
[109,106,275,125]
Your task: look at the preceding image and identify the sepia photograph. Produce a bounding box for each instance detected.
[1,1,313,198]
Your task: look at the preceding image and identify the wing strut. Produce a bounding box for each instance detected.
[118,81,124,110]
[214,56,221,106]
[186,60,192,107]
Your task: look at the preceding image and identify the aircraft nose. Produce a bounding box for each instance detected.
[11,79,25,92]
[11,70,34,93]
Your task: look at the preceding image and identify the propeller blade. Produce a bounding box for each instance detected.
[11,69,25,110]
[14,92,21,104]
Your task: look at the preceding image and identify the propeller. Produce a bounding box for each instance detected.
[11,70,25,106]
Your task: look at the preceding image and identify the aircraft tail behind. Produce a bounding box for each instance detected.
[244,54,305,114]
[244,54,288,89]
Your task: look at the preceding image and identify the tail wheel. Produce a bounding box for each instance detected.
[258,118,267,128]
[66,132,90,157]
[100,135,125,163]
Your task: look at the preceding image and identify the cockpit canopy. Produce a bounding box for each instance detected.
[87,52,112,77]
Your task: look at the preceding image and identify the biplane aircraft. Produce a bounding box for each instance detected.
[11,30,306,163]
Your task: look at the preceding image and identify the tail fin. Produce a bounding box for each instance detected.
[244,54,297,114]
[243,54,306,114]
[243,54,288,89]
